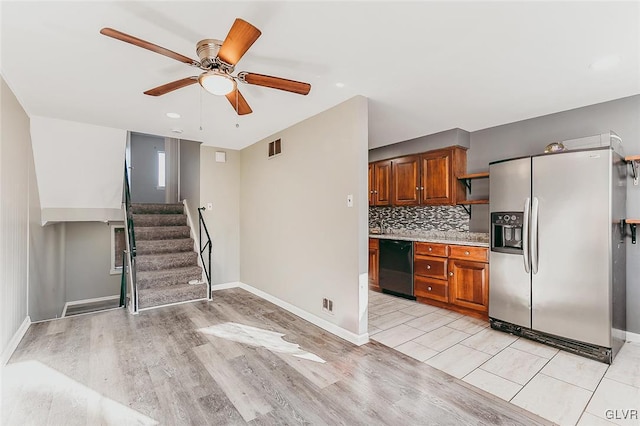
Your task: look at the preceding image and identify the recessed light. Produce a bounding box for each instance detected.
[589,55,621,71]
[171,128,183,134]
[166,112,181,119]
[335,82,345,88]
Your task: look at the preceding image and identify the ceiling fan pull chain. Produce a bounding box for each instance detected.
[199,87,203,131]
[235,87,240,128]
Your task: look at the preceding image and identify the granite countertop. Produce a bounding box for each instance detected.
[369,229,490,247]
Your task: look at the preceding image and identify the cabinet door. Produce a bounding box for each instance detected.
[449,259,489,312]
[421,150,452,205]
[368,163,374,206]
[373,160,391,206]
[368,248,379,288]
[391,155,420,206]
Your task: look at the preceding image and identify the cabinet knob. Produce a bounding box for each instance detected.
[428,247,432,251]
[416,187,419,191]
[426,265,431,269]
[427,286,432,291]
[465,251,470,255]
[449,272,454,276]
[421,187,424,190]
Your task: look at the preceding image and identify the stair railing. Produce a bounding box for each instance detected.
[197,207,212,300]
[123,162,138,312]
[119,250,127,308]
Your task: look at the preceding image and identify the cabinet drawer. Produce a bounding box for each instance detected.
[414,242,448,257]
[414,276,448,302]
[369,238,379,249]
[449,245,488,262]
[414,255,448,280]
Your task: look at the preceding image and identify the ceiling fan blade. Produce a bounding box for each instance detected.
[240,72,311,95]
[217,19,262,66]
[144,77,198,96]
[225,89,253,115]
[100,28,199,66]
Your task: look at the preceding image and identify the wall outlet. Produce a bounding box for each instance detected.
[206,203,213,210]
[322,297,334,314]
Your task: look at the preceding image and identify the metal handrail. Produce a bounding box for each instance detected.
[198,207,212,299]
[124,162,138,311]
[119,250,127,308]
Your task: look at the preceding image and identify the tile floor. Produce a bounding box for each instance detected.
[368,290,640,426]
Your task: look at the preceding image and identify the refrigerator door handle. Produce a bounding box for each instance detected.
[531,197,540,274]
[523,197,531,273]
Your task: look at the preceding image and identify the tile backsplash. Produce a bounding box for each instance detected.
[369,205,469,232]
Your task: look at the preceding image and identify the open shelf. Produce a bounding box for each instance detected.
[458,199,489,205]
[457,171,490,216]
[627,219,639,245]
[457,172,490,180]
[626,155,639,185]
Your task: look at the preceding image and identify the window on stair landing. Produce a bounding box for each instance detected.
[157,150,166,189]
[110,225,126,275]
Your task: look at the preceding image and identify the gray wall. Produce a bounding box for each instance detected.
[180,139,201,228]
[64,222,121,302]
[466,94,640,334]
[240,96,369,336]
[200,146,241,285]
[368,128,470,162]
[130,132,166,203]
[28,177,66,322]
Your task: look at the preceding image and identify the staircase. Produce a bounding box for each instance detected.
[131,203,207,309]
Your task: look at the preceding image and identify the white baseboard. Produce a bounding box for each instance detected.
[211,282,242,292]
[212,282,369,346]
[2,316,31,366]
[62,295,119,318]
[626,331,640,343]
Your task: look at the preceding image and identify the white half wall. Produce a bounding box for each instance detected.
[240,96,369,336]
[1,76,31,358]
[30,116,126,220]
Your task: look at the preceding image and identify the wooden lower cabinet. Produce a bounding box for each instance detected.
[448,259,489,312]
[413,243,489,319]
[368,238,380,290]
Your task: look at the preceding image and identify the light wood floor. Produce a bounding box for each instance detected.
[3,288,551,425]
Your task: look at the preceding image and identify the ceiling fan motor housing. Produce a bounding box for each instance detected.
[196,39,223,69]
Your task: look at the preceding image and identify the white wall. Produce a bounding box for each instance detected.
[30,116,127,221]
[1,77,31,357]
[240,96,369,337]
[200,146,241,285]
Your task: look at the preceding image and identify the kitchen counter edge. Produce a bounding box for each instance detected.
[369,233,490,248]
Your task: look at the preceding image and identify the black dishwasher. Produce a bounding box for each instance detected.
[379,239,414,299]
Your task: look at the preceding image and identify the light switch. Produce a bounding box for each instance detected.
[206,203,213,210]
[347,194,353,207]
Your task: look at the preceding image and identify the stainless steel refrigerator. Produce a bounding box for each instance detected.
[488,133,627,363]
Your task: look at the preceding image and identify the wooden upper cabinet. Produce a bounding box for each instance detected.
[420,147,467,205]
[368,145,467,207]
[391,155,420,206]
[369,160,391,206]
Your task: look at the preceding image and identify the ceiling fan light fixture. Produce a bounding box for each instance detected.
[199,71,236,96]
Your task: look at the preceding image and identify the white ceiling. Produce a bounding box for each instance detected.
[2,2,638,150]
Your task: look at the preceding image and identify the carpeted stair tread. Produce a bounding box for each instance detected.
[133,214,187,227]
[136,251,198,271]
[136,238,194,255]
[131,203,184,215]
[137,266,203,290]
[136,226,191,241]
[138,283,207,309]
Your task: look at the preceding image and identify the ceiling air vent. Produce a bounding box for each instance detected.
[268,139,282,158]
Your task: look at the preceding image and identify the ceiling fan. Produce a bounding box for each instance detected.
[100,18,311,115]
